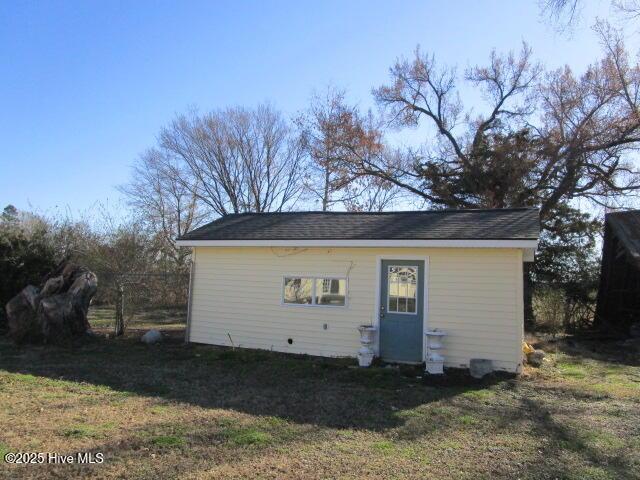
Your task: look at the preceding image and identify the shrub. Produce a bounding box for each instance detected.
[0,214,57,329]
[533,286,566,335]
[533,285,597,334]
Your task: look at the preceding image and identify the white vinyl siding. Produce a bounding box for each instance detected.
[189,247,524,372]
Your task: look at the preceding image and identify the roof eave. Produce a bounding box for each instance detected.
[176,238,539,249]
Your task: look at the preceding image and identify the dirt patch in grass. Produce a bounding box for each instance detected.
[0,330,638,479]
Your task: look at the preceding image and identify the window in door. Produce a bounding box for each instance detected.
[387,266,418,314]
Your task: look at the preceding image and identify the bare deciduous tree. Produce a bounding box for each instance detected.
[296,88,361,211]
[541,0,640,29]
[614,0,640,19]
[540,0,582,30]
[159,105,306,216]
[337,33,640,222]
[343,175,403,212]
[297,87,408,211]
[119,149,205,270]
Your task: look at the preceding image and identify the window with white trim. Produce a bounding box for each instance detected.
[283,276,347,306]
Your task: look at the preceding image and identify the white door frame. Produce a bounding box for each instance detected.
[374,255,430,361]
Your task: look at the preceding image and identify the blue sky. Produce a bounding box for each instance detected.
[0,0,634,218]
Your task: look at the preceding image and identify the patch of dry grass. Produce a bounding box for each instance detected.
[88,306,186,332]
[0,329,638,479]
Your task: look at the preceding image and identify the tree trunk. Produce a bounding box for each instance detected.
[321,167,330,211]
[6,263,97,344]
[115,283,125,336]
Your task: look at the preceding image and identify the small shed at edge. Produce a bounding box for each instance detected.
[595,210,640,333]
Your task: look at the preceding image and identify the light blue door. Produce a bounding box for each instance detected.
[379,260,424,363]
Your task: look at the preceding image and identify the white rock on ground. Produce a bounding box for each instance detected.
[141,329,162,344]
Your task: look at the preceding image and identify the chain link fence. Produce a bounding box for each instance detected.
[89,272,189,335]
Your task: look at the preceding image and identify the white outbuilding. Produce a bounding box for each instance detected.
[176,208,539,373]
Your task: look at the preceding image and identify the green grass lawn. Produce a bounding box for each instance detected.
[0,328,638,479]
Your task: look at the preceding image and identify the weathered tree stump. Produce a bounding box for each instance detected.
[4,261,97,344]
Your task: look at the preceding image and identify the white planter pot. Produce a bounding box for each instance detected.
[357,326,376,367]
[425,360,444,375]
[358,326,376,345]
[424,330,447,375]
[357,349,375,367]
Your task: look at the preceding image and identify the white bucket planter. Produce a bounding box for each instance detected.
[357,325,376,367]
[424,329,447,374]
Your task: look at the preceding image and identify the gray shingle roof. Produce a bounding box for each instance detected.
[178,208,540,241]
